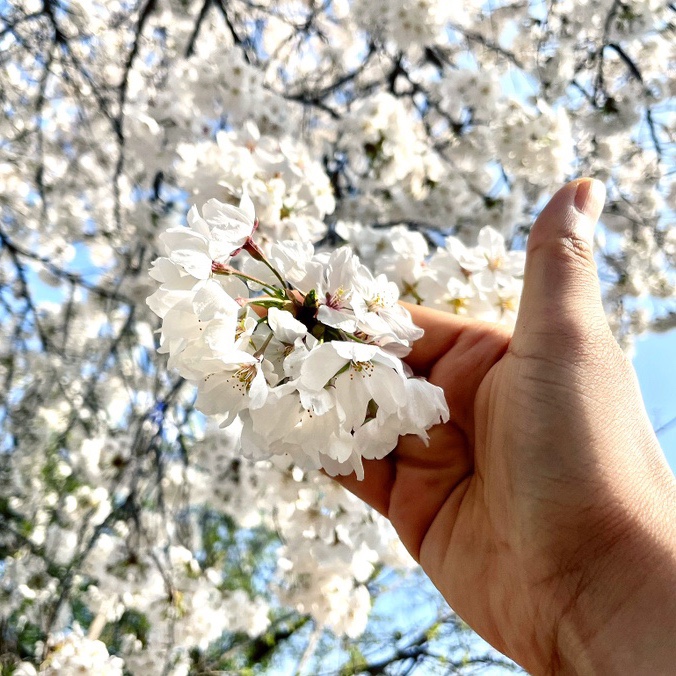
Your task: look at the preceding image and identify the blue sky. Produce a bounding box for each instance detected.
[633,331,676,472]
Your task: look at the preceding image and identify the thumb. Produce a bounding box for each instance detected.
[512,178,608,353]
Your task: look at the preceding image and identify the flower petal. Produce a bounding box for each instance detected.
[299,344,348,391]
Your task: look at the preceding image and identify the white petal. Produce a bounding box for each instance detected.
[202,317,238,352]
[472,268,496,292]
[320,450,364,480]
[239,190,256,223]
[323,431,355,463]
[187,205,211,239]
[300,344,348,391]
[248,385,299,441]
[216,349,258,367]
[371,347,405,374]
[146,287,191,318]
[299,388,334,416]
[202,198,253,230]
[283,340,311,379]
[334,371,371,431]
[161,228,209,254]
[248,366,269,410]
[239,411,271,459]
[399,378,450,435]
[478,226,506,257]
[268,308,307,343]
[170,250,212,279]
[192,281,239,320]
[148,257,189,285]
[196,373,246,416]
[356,414,400,460]
[331,341,378,362]
[317,306,357,331]
[365,365,406,414]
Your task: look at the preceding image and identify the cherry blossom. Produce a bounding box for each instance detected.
[2,0,673,672]
[149,198,449,478]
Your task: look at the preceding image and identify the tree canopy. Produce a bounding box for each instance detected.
[0,0,674,673]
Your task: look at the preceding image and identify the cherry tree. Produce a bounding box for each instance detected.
[0,0,674,673]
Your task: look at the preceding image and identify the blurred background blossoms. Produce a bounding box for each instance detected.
[0,0,674,673]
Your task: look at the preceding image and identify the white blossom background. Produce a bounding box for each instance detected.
[0,0,674,674]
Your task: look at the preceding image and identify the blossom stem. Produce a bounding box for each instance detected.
[260,257,289,291]
[211,262,284,298]
[337,329,369,344]
[244,298,288,310]
[243,239,289,290]
[253,331,274,359]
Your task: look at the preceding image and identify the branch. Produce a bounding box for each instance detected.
[0,230,52,351]
[448,22,525,70]
[0,9,44,40]
[606,42,643,83]
[593,0,621,103]
[0,228,131,303]
[113,0,159,231]
[212,0,255,64]
[650,311,676,335]
[185,0,213,57]
[655,415,676,437]
[602,43,663,160]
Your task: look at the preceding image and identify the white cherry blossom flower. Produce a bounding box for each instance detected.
[300,342,406,431]
[352,269,423,353]
[159,192,257,280]
[298,248,364,332]
[197,352,272,425]
[448,226,525,292]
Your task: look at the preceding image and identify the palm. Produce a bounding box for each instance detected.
[337,305,586,669]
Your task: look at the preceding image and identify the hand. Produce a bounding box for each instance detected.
[337,179,676,674]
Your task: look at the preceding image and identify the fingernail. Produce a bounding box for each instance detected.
[573,178,605,242]
[574,178,605,217]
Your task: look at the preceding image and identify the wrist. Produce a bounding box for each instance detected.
[554,479,676,674]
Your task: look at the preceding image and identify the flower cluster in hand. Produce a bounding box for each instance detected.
[148,194,449,480]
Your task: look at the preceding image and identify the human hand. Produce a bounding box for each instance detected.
[336,179,676,674]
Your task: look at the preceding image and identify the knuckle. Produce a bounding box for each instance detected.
[553,234,596,270]
[529,234,596,273]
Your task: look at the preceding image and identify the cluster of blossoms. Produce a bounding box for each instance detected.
[148,193,449,480]
[176,121,335,243]
[81,538,271,674]
[351,0,474,49]
[191,422,415,639]
[15,626,124,675]
[338,222,526,327]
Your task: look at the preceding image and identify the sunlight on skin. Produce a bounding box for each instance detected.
[334,180,676,673]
